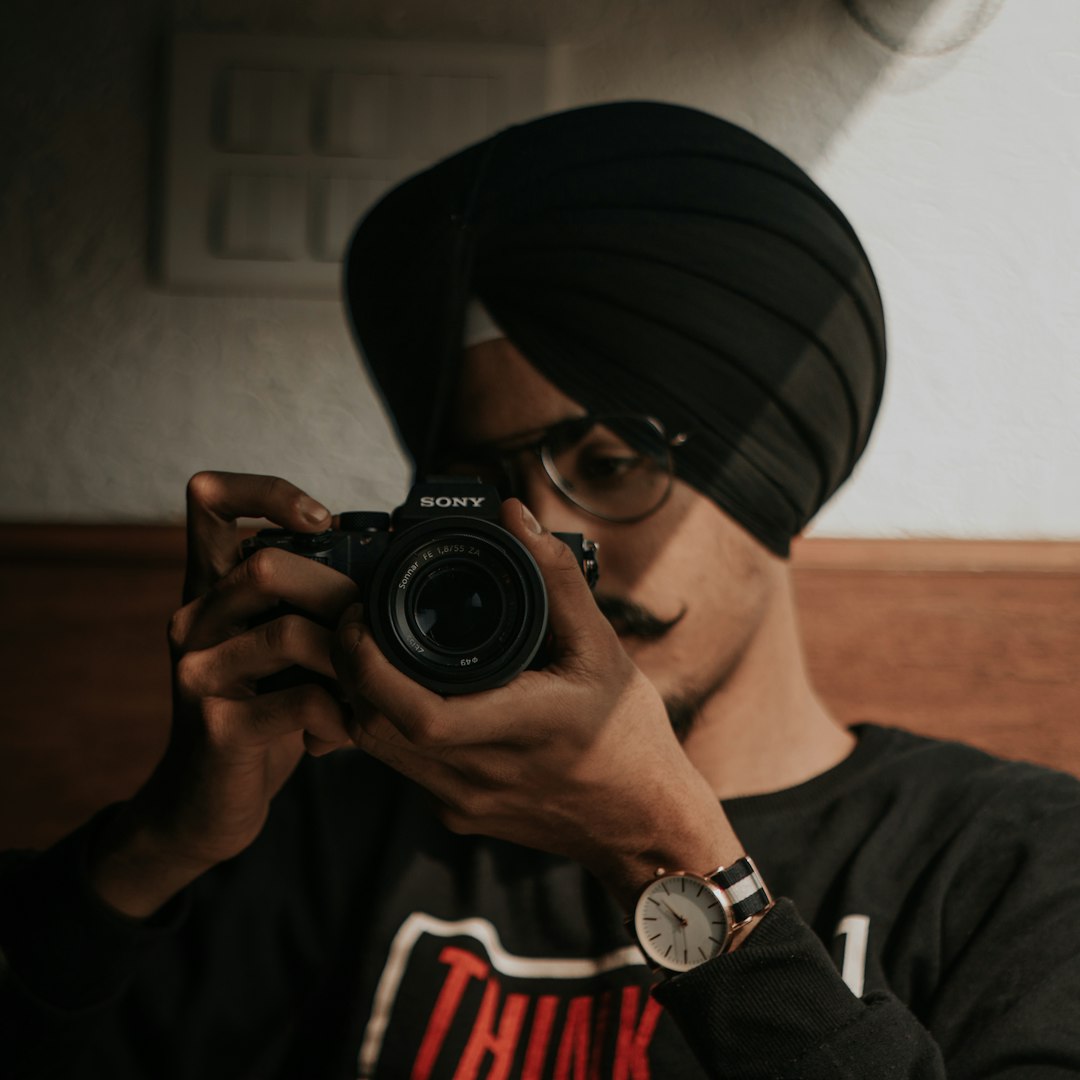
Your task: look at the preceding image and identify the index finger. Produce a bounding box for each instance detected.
[184,471,331,602]
[333,609,452,744]
[499,499,611,666]
[333,605,559,750]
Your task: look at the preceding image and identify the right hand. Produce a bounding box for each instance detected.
[89,472,359,917]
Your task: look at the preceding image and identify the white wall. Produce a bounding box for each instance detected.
[2,0,1077,537]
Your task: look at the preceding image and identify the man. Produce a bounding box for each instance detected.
[3,102,1079,1079]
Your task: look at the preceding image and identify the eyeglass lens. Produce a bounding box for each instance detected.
[541,416,673,521]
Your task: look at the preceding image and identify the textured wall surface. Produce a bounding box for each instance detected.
[2,0,1077,536]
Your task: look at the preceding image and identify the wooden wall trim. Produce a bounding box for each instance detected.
[792,537,1080,573]
[3,524,1078,572]
[0,523,188,563]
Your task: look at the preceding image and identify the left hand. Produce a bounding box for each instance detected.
[332,499,743,907]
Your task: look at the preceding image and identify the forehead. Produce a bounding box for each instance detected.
[448,338,587,446]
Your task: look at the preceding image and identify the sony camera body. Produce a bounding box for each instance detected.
[241,478,598,694]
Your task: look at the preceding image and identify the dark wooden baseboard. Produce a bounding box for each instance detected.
[2,525,1077,849]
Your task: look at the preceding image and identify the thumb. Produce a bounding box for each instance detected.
[500,498,607,660]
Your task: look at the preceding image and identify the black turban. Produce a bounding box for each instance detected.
[344,101,886,556]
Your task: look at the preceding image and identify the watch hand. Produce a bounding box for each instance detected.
[660,900,688,927]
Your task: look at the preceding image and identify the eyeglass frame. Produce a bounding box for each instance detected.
[436,413,690,524]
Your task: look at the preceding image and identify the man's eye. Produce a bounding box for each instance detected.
[577,453,641,484]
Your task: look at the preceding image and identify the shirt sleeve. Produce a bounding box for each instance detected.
[0,810,191,1078]
[654,899,948,1079]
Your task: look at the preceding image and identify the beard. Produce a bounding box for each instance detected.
[662,693,702,741]
[595,593,703,738]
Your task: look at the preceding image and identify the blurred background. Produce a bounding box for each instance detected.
[2,0,1078,848]
[2,0,1077,535]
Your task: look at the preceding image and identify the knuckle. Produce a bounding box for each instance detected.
[456,787,492,821]
[264,613,307,656]
[174,651,208,698]
[406,711,446,750]
[199,696,237,743]
[186,470,223,508]
[439,806,478,836]
[166,606,193,654]
[488,756,524,790]
[244,546,285,592]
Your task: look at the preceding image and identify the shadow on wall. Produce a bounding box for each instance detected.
[170,0,1005,168]
[838,0,1006,58]
[554,0,1006,167]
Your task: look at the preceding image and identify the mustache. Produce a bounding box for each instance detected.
[594,594,686,641]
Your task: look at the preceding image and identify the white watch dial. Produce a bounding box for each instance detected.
[633,873,732,973]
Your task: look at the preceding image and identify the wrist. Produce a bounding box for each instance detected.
[591,783,745,912]
[87,805,216,920]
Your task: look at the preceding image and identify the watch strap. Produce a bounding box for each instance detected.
[709,856,773,925]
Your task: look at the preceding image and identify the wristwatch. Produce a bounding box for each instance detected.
[630,855,774,974]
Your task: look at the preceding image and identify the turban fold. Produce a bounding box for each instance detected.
[345,101,886,556]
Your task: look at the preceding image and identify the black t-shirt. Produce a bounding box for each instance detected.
[3,724,1080,1078]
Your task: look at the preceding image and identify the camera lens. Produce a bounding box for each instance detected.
[411,563,503,652]
[366,518,549,694]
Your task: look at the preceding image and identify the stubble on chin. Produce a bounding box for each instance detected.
[598,595,742,743]
[657,648,745,742]
[663,694,701,741]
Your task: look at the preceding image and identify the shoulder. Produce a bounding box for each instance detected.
[854,723,1080,824]
[849,725,1080,907]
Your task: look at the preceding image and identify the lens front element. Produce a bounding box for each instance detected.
[411,563,504,653]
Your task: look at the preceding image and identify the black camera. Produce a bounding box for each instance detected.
[241,478,598,695]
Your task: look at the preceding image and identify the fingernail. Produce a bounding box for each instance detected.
[300,496,330,526]
[520,502,543,534]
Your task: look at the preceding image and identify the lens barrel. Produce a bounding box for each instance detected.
[366,517,549,694]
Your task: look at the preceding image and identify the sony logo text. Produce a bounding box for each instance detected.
[419,496,487,508]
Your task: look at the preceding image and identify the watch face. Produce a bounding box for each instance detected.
[633,873,732,973]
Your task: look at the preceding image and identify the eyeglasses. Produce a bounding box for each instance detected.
[439,414,689,523]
